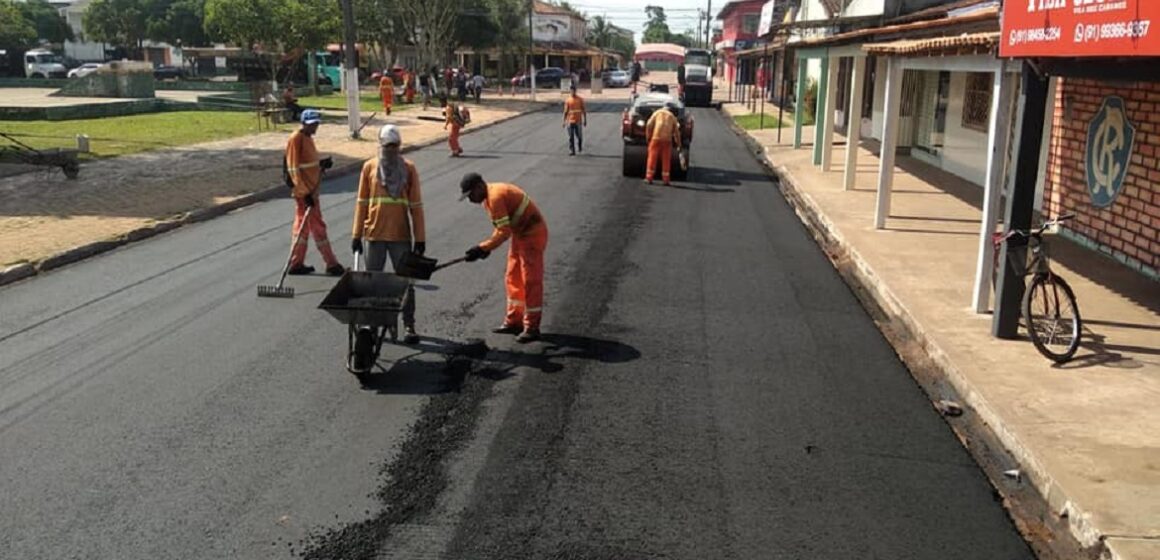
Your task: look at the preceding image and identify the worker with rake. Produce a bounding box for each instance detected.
[350,125,426,344]
[285,109,343,276]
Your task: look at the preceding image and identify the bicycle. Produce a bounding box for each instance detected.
[992,213,1082,363]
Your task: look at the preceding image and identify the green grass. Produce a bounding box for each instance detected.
[298,92,418,114]
[732,113,794,130]
[1,111,293,159]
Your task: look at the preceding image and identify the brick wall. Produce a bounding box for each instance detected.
[1043,77,1160,277]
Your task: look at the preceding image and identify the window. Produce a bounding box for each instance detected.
[962,72,993,132]
[742,14,760,34]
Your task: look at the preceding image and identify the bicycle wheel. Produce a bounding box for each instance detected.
[1021,274,1082,363]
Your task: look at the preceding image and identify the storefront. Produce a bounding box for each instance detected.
[1000,0,1160,280]
[993,0,1160,337]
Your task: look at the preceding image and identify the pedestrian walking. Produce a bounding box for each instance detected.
[350,125,426,344]
[473,73,485,103]
[442,95,465,157]
[563,86,587,156]
[284,109,343,276]
[418,70,432,109]
[459,173,548,343]
[378,74,394,115]
[282,84,303,122]
[644,105,681,186]
[455,70,467,102]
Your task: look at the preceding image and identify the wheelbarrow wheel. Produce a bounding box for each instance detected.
[349,326,377,374]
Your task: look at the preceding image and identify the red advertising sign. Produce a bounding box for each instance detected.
[1000,0,1160,58]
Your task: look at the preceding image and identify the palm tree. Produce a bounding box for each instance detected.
[587,15,612,49]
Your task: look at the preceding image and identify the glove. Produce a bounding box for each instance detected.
[413,241,426,256]
[351,238,362,254]
[303,194,315,208]
[465,246,489,262]
[320,156,334,170]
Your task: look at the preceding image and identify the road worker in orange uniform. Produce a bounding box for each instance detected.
[285,109,343,276]
[460,173,547,343]
[379,74,394,115]
[563,85,587,156]
[403,69,416,104]
[350,124,425,343]
[442,95,464,157]
[644,105,681,186]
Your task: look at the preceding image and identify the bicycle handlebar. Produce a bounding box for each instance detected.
[998,214,1074,242]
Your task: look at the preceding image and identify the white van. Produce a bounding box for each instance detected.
[24,49,68,79]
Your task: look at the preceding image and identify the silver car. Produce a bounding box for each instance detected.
[604,70,631,88]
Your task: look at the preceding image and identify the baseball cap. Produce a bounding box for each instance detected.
[300,109,321,125]
[459,172,483,201]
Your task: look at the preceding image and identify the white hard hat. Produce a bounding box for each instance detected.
[378,124,401,146]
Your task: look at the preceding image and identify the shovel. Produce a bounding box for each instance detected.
[395,252,468,280]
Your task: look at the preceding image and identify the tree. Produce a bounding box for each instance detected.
[487,0,530,78]
[147,0,210,48]
[17,0,74,45]
[399,0,458,67]
[84,0,148,57]
[203,0,280,53]
[355,0,411,70]
[609,33,634,60]
[0,0,37,53]
[671,29,695,48]
[454,0,499,54]
[281,0,340,92]
[587,15,612,49]
[642,5,671,44]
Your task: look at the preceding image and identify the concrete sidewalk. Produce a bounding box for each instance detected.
[724,105,1160,559]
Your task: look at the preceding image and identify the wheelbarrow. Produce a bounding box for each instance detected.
[318,253,412,374]
[318,251,468,374]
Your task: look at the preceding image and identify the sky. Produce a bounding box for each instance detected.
[564,0,722,43]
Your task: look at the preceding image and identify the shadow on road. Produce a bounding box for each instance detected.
[691,165,768,186]
[357,332,642,393]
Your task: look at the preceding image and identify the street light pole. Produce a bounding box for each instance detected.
[340,0,360,138]
[529,0,537,101]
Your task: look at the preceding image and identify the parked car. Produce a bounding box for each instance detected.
[68,63,103,79]
[514,67,566,88]
[153,64,183,80]
[621,93,694,180]
[604,70,631,88]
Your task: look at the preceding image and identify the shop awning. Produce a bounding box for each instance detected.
[862,31,999,57]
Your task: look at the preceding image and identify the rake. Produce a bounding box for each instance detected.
[257,207,312,298]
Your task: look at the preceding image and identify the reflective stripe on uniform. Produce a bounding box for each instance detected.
[511,194,531,226]
[507,299,525,307]
[357,196,410,206]
[492,216,511,228]
[525,307,542,313]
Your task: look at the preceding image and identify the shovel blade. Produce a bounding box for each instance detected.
[396,251,437,280]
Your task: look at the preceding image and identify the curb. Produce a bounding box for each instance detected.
[725,121,1107,559]
[0,105,544,289]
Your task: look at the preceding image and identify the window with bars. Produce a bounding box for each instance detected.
[742,14,760,34]
[962,72,993,132]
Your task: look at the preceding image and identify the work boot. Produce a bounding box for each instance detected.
[287,264,315,275]
[326,263,346,276]
[491,323,522,335]
[403,325,420,344]
[516,329,540,343]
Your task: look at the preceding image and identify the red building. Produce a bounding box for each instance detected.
[715,0,766,84]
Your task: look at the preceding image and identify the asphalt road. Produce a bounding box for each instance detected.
[0,101,1034,560]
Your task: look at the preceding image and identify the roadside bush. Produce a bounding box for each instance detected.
[801,78,818,126]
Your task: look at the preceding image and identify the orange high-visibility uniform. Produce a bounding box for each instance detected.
[644,109,681,184]
[285,129,339,268]
[563,94,586,124]
[404,72,416,103]
[379,77,394,113]
[352,158,425,242]
[445,103,462,154]
[479,183,548,330]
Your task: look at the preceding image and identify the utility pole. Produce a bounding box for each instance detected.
[340,0,360,138]
[696,11,703,49]
[528,0,537,101]
[706,0,713,48]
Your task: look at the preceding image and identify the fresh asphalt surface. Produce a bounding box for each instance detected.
[0,101,1034,559]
